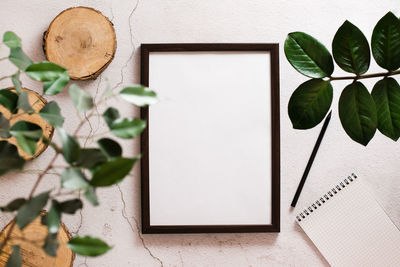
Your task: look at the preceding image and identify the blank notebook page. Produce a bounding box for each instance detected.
[297,175,400,267]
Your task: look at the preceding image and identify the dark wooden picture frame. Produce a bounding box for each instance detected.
[141,44,280,234]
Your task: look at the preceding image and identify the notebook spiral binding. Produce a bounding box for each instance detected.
[296,173,358,222]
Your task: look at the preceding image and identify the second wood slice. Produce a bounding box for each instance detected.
[43,6,116,80]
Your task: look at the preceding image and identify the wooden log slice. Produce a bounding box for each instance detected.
[0,212,74,267]
[0,88,54,160]
[43,6,117,80]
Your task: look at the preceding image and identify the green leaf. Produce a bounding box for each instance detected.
[90,157,137,187]
[0,90,18,113]
[10,121,43,155]
[39,101,64,127]
[0,198,26,212]
[58,199,83,214]
[0,141,24,174]
[0,113,11,138]
[339,81,377,146]
[3,32,21,48]
[102,107,120,126]
[97,138,122,159]
[119,85,158,107]
[9,47,32,71]
[43,233,59,257]
[25,62,67,82]
[11,72,22,94]
[16,191,50,229]
[68,84,93,111]
[371,12,400,70]
[288,79,333,129]
[76,149,107,169]
[43,71,69,95]
[61,168,89,190]
[110,118,146,139]
[371,77,400,141]
[57,128,80,163]
[46,200,61,234]
[332,20,370,74]
[6,245,22,267]
[17,91,34,114]
[67,236,112,256]
[284,32,334,78]
[84,187,99,206]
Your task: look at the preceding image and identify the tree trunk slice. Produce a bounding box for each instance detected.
[0,88,54,160]
[0,212,74,267]
[43,6,116,80]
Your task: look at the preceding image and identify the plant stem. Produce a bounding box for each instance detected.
[329,69,400,81]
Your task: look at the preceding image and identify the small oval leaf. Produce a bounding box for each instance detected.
[284,32,334,78]
[371,77,400,141]
[339,82,377,146]
[67,236,112,256]
[288,79,333,129]
[16,191,50,229]
[332,20,370,74]
[90,157,137,187]
[119,85,158,107]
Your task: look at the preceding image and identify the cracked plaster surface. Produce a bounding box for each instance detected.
[1,0,400,266]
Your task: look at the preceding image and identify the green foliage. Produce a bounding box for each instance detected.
[285,11,400,146]
[0,31,157,264]
[332,21,370,75]
[288,79,333,129]
[67,236,112,256]
[6,246,22,267]
[16,191,50,229]
[119,85,158,107]
[284,32,334,78]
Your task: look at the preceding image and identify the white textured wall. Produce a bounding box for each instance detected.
[1,0,400,266]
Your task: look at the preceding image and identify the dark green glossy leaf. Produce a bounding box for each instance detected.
[16,191,50,229]
[0,198,26,212]
[84,187,99,206]
[332,20,370,74]
[61,168,89,190]
[97,138,122,159]
[0,141,24,174]
[288,79,333,129]
[10,121,43,155]
[110,118,146,139]
[76,148,107,169]
[43,233,59,257]
[102,107,120,127]
[90,157,137,187]
[0,90,18,113]
[69,84,93,111]
[6,245,22,267]
[119,85,158,107]
[43,71,69,95]
[17,91,34,114]
[11,72,22,94]
[371,77,400,141]
[25,62,66,82]
[9,47,32,71]
[57,128,80,163]
[0,113,11,138]
[371,12,400,70]
[58,199,83,214]
[284,32,334,78]
[339,82,377,146]
[39,101,64,127]
[46,200,61,234]
[3,32,21,49]
[67,236,112,256]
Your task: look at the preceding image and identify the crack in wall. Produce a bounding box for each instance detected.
[77,256,88,267]
[111,0,140,92]
[116,184,164,267]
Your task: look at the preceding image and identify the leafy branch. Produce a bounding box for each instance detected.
[285,11,400,145]
[0,31,158,266]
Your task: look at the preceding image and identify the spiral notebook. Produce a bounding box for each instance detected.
[296,174,400,267]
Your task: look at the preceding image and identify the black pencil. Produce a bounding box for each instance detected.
[291,111,332,208]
